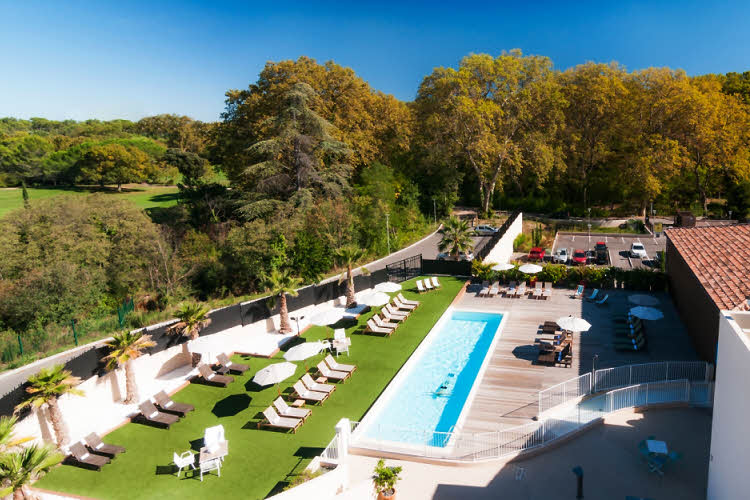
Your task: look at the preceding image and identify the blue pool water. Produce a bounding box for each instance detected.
[364,310,503,447]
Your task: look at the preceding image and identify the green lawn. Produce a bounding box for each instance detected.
[0,185,179,217]
[37,277,465,499]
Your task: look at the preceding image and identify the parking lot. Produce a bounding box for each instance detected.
[552,232,666,269]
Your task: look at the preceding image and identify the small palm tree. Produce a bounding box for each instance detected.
[0,416,32,453]
[439,216,474,260]
[262,268,303,334]
[15,365,84,448]
[102,331,156,404]
[334,246,369,308]
[0,443,63,499]
[168,303,212,366]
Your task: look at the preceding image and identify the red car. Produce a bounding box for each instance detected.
[528,247,545,261]
[572,249,587,265]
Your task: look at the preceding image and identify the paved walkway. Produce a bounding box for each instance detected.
[341,407,711,500]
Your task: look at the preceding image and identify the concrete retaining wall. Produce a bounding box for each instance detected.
[483,212,523,264]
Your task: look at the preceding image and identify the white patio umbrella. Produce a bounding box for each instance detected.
[309,308,347,326]
[628,294,660,306]
[556,315,592,332]
[374,282,402,293]
[518,263,543,274]
[492,263,516,271]
[358,291,391,307]
[252,362,297,387]
[629,306,664,321]
[283,342,326,362]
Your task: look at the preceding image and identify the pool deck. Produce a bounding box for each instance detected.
[457,285,699,433]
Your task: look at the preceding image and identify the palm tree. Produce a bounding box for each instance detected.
[102,331,156,404]
[334,246,369,308]
[15,365,83,448]
[0,443,63,499]
[168,303,212,367]
[0,416,32,453]
[439,216,475,260]
[262,268,303,334]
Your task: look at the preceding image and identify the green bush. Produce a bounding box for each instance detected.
[513,233,527,251]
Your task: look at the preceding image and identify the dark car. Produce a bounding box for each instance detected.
[572,249,587,265]
[594,241,608,264]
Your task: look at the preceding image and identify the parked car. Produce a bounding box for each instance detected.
[553,247,569,264]
[629,242,647,259]
[585,250,596,264]
[572,249,587,265]
[437,252,475,261]
[528,247,546,261]
[594,241,608,264]
[473,225,498,236]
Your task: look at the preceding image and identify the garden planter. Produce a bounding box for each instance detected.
[377,489,396,500]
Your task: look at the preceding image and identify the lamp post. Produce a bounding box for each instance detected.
[290,315,304,335]
[572,466,584,499]
[587,208,591,244]
[433,198,437,225]
[591,354,599,392]
[385,212,391,255]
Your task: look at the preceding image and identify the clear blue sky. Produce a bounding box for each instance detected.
[1,0,748,122]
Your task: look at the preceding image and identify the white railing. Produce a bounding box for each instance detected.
[538,360,711,415]
[352,378,711,463]
[321,436,339,462]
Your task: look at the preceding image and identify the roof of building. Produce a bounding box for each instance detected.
[666,224,750,311]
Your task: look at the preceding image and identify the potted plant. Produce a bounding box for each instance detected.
[373,459,402,500]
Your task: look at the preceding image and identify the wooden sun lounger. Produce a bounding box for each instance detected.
[393,296,417,311]
[366,319,394,336]
[431,277,442,288]
[154,390,194,417]
[216,353,249,374]
[196,364,234,387]
[84,433,125,458]
[385,303,409,320]
[416,280,427,293]
[325,354,356,373]
[373,314,398,330]
[382,308,406,323]
[68,442,110,471]
[317,361,350,382]
[302,373,336,394]
[397,293,419,306]
[273,397,311,421]
[259,407,303,433]
[137,401,180,429]
[293,381,329,404]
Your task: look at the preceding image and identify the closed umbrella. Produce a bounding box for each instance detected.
[556,315,592,332]
[359,291,391,307]
[310,308,347,326]
[629,306,664,320]
[628,294,660,306]
[519,263,543,274]
[492,263,515,271]
[252,362,297,386]
[375,282,402,293]
[283,342,326,362]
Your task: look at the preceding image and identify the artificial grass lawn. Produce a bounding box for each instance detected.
[37,276,465,500]
[0,185,179,217]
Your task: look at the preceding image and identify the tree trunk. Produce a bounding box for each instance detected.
[345,271,356,309]
[46,398,68,447]
[279,294,292,334]
[123,360,138,404]
[481,184,494,217]
[117,183,122,192]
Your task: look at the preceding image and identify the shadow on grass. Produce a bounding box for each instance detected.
[212,393,251,418]
[155,464,176,476]
[265,447,326,498]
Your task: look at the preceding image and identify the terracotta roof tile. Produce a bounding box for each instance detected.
[666,224,750,311]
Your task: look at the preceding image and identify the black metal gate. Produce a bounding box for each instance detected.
[385,254,422,282]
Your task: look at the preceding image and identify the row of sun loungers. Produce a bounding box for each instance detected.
[614,314,648,351]
[66,432,127,470]
[416,277,441,293]
[479,281,553,299]
[536,321,574,367]
[365,293,420,336]
[573,286,610,305]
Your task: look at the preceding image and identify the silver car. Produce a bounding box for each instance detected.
[630,242,647,259]
[553,247,569,264]
[473,225,498,236]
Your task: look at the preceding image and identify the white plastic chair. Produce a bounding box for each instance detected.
[173,451,195,477]
[200,458,221,481]
[204,425,225,456]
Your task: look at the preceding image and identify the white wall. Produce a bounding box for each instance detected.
[266,464,348,500]
[483,212,523,264]
[707,312,750,500]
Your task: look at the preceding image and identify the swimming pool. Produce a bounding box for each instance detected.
[356,309,505,452]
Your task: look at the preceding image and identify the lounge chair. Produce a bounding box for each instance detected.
[516,283,527,297]
[431,277,441,288]
[366,318,394,336]
[317,361,350,382]
[302,373,336,394]
[197,364,234,387]
[293,381,329,404]
[68,442,110,471]
[386,302,409,318]
[424,279,435,291]
[533,282,543,299]
[478,280,490,297]
[173,450,195,477]
[84,433,126,458]
[505,281,516,297]
[273,397,311,421]
[325,354,356,373]
[154,390,194,417]
[584,289,599,301]
[373,314,398,330]
[393,296,417,311]
[544,282,552,292]
[416,280,427,293]
[382,307,407,323]
[594,294,609,306]
[572,285,584,299]
[216,353,249,374]
[259,407,303,433]
[488,282,499,297]
[397,293,419,306]
[138,400,180,429]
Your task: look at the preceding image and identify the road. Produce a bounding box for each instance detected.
[552,233,665,270]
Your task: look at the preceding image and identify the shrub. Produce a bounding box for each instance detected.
[283,469,324,491]
[513,233,527,251]
[538,264,567,284]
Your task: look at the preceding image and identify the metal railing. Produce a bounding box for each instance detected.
[351,378,709,462]
[538,360,711,415]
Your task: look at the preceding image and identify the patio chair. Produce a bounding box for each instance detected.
[302,373,336,394]
[154,390,194,417]
[397,293,419,306]
[386,303,409,318]
[431,277,441,288]
[505,281,516,297]
[478,280,490,297]
[382,307,407,323]
[488,282,499,297]
[138,400,179,429]
[196,364,234,387]
[173,450,195,477]
[424,279,435,291]
[204,425,226,456]
[594,294,609,306]
[572,284,584,299]
[325,354,356,373]
[273,397,311,421]
[333,328,351,344]
[292,381,329,404]
[373,314,398,330]
[317,361,350,382]
[259,407,303,434]
[516,283,527,297]
[416,280,427,293]
[199,457,221,481]
[216,353,249,374]
[584,289,599,301]
[542,288,552,299]
[533,283,543,299]
[366,318,394,337]
[84,432,126,458]
[544,282,552,291]
[68,442,111,471]
[393,296,417,311]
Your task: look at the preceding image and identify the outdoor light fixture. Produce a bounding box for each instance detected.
[290,315,305,335]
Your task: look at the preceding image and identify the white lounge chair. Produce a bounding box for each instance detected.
[302,373,336,394]
[260,407,303,433]
[424,279,435,291]
[393,296,416,311]
[416,280,426,293]
[293,381,329,404]
[431,277,441,288]
[317,361,350,382]
[366,318,394,336]
[382,308,406,323]
[173,451,195,477]
[398,293,419,306]
[273,397,311,420]
[478,280,490,297]
[488,282,499,297]
[373,314,398,329]
[385,303,409,319]
[325,354,356,373]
